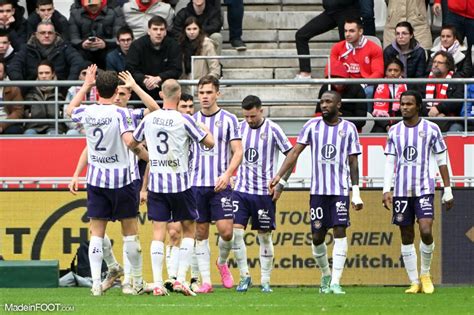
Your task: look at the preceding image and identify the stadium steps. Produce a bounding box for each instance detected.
[0,260,59,288]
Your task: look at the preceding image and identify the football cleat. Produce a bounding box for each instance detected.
[329,284,346,295]
[261,283,273,293]
[91,283,103,296]
[216,260,234,288]
[173,280,196,296]
[122,282,134,295]
[101,265,124,292]
[420,274,434,294]
[153,285,169,296]
[190,277,201,292]
[404,282,421,294]
[319,275,331,294]
[195,283,214,294]
[236,276,252,292]
[132,281,153,295]
[163,278,176,293]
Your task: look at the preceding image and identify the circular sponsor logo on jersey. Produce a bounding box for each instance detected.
[314,220,322,229]
[403,146,418,161]
[215,120,222,127]
[244,148,259,163]
[338,130,346,138]
[419,130,426,138]
[321,144,337,160]
[396,213,404,222]
[200,143,212,151]
[260,133,267,140]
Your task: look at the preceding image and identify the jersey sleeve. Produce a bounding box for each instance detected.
[183,114,207,143]
[228,114,241,141]
[431,124,447,154]
[116,107,135,135]
[71,106,87,123]
[271,124,292,153]
[347,123,361,155]
[131,108,145,126]
[133,118,146,142]
[297,119,313,145]
[384,127,396,156]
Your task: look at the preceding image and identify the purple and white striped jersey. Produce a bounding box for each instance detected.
[72,104,135,189]
[128,108,145,182]
[191,109,241,187]
[134,109,207,193]
[297,118,361,196]
[385,118,447,197]
[234,119,292,195]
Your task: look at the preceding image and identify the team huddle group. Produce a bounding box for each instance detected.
[66,64,454,297]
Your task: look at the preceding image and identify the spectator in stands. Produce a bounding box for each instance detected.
[126,15,182,101]
[0,30,16,69]
[27,0,70,42]
[424,51,464,132]
[383,21,427,89]
[294,0,359,79]
[171,0,223,55]
[106,26,134,72]
[427,25,472,78]
[179,17,220,93]
[0,0,26,51]
[123,0,174,40]
[68,0,124,69]
[24,60,66,135]
[0,60,23,134]
[8,21,84,95]
[383,0,432,49]
[433,0,474,49]
[359,0,375,36]
[371,58,407,132]
[328,18,384,107]
[315,62,367,131]
[63,64,99,135]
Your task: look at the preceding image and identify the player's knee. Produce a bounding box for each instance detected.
[312,234,325,246]
[168,229,181,245]
[257,232,272,245]
[420,231,433,244]
[220,230,233,242]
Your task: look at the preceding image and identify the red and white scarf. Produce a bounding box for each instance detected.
[340,36,368,59]
[372,82,407,117]
[426,70,453,107]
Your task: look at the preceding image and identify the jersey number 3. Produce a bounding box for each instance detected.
[156,131,169,154]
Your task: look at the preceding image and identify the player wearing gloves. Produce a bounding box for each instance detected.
[383,90,454,295]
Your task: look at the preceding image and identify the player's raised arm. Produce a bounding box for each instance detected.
[349,155,363,210]
[68,146,88,195]
[436,150,454,210]
[269,143,306,195]
[118,71,160,114]
[65,64,97,117]
[215,139,242,192]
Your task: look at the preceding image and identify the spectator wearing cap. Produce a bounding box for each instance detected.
[315,62,367,131]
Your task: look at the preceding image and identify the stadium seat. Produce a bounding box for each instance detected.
[366,35,382,48]
[361,112,375,134]
[0,260,59,288]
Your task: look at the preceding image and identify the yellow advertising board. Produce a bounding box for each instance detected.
[0,191,441,286]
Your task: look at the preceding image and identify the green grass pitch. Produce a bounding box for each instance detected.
[1,286,473,314]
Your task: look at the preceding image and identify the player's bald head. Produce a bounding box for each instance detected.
[161,79,181,99]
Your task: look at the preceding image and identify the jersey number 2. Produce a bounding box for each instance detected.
[93,128,106,151]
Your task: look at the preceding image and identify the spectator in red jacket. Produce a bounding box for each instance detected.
[433,0,474,49]
[328,18,383,110]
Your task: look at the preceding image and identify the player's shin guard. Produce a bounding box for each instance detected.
[195,239,211,284]
[190,247,200,280]
[168,245,180,279]
[177,238,194,283]
[165,245,171,278]
[257,232,274,284]
[218,235,233,265]
[89,236,104,286]
[150,240,165,286]
[312,242,331,276]
[122,246,131,285]
[124,235,143,286]
[233,228,249,278]
[419,241,434,276]
[330,237,347,286]
[102,234,119,269]
[401,244,419,283]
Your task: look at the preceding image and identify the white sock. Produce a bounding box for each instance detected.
[401,243,419,284]
[177,238,194,283]
[165,245,171,278]
[258,232,274,284]
[312,242,331,277]
[218,236,233,265]
[195,239,211,284]
[89,236,104,286]
[169,245,180,279]
[150,240,165,286]
[330,237,347,286]
[122,245,131,285]
[102,235,119,269]
[123,235,143,286]
[232,228,249,278]
[420,241,435,276]
[190,247,200,279]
